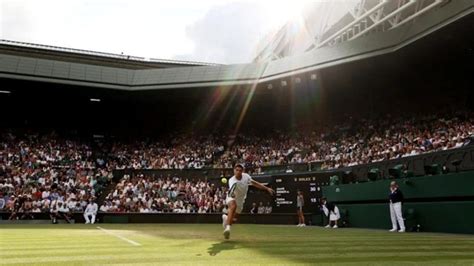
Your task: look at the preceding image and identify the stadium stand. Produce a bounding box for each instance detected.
[1,110,472,217]
[100,175,227,213]
[215,111,474,170]
[0,132,113,218]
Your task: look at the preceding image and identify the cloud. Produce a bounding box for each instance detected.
[1,1,43,40]
[1,0,298,64]
[174,2,276,64]
[1,0,197,58]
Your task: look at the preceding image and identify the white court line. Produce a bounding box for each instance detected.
[96,226,141,246]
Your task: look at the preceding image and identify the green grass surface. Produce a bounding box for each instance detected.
[1,224,474,265]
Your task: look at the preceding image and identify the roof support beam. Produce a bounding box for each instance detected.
[349,0,417,41]
[391,0,444,29]
[316,0,390,49]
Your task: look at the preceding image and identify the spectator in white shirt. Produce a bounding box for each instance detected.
[58,202,72,223]
[265,202,272,214]
[84,199,98,224]
[257,202,265,214]
[99,202,110,212]
[0,196,5,210]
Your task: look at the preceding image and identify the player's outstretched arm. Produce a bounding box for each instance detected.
[251,180,275,195]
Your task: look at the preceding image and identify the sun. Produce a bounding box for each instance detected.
[262,0,314,29]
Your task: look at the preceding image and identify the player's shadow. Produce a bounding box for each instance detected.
[207,241,237,256]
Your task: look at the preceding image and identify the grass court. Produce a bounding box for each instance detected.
[1,224,474,265]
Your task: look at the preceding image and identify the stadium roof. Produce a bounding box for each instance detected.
[0,0,472,91]
[0,39,220,69]
[254,0,458,62]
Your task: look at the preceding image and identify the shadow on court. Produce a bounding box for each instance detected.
[207,240,237,256]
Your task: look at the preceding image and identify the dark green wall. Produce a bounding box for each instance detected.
[337,202,474,234]
[323,172,474,234]
[323,172,474,202]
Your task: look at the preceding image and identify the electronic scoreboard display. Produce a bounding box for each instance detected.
[247,174,330,213]
[272,175,329,213]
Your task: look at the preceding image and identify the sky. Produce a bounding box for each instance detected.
[1,0,321,64]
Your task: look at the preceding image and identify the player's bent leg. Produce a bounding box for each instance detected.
[226,200,237,226]
[222,213,228,228]
[224,200,236,239]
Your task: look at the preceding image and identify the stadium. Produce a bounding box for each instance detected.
[1,0,474,265]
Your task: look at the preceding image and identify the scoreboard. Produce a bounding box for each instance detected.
[247,174,330,213]
[273,175,328,213]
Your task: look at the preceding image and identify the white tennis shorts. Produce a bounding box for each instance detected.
[226,196,245,214]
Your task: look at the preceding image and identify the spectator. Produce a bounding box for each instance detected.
[8,195,22,220]
[257,202,265,214]
[84,198,98,224]
[250,202,258,214]
[0,194,5,210]
[265,202,272,214]
[58,202,72,224]
[50,203,59,224]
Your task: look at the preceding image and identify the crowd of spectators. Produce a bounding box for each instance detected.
[318,114,473,169]
[250,201,273,214]
[100,175,227,213]
[213,133,313,169]
[108,135,225,170]
[1,111,473,216]
[214,112,474,170]
[0,132,113,218]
